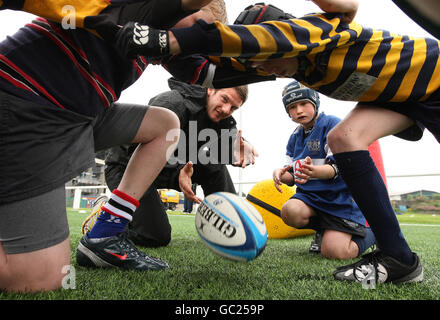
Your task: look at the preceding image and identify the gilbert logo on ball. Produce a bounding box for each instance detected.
[195,192,267,262]
[246,179,315,239]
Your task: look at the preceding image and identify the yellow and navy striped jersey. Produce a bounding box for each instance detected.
[0,0,113,28]
[172,12,440,103]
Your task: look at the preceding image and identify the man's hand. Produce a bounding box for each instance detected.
[312,0,359,23]
[233,130,258,168]
[114,22,170,59]
[179,161,202,204]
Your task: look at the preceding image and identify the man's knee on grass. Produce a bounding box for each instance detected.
[0,239,70,293]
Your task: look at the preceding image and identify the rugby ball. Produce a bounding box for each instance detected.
[195,192,268,262]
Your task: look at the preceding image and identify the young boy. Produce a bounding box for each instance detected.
[273,80,375,260]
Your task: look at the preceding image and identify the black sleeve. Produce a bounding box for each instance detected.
[85,0,195,42]
[164,54,276,89]
[148,91,189,125]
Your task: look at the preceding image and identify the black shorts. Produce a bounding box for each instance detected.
[0,90,148,253]
[0,90,147,204]
[299,211,367,238]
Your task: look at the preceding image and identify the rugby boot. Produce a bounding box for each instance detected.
[76,231,169,270]
[333,249,423,285]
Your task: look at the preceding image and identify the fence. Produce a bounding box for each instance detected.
[66,185,110,209]
[66,173,440,209]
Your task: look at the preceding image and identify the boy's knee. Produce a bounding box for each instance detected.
[280,204,294,225]
[327,125,364,153]
[280,204,303,228]
[161,108,180,133]
[326,127,345,151]
[280,205,290,225]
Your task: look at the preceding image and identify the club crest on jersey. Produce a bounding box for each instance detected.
[307,139,321,153]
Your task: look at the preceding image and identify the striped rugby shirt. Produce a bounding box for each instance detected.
[0,17,147,116]
[0,1,271,115]
[0,0,126,28]
[172,12,440,103]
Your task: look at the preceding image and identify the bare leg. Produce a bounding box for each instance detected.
[327,104,416,265]
[327,104,414,153]
[117,106,180,200]
[0,238,70,293]
[280,198,316,228]
[321,230,359,259]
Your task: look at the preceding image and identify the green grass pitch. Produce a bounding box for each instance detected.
[1,209,440,301]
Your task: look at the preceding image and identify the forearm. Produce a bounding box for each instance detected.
[313,164,337,180]
[169,17,333,58]
[312,0,358,13]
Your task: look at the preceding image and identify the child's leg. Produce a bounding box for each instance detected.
[321,230,358,259]
[0,186,71,293]
[78,106,179,270]
[321,227,376,260]
[117,106,180,200]
[280,198,317,229]
[89,106,179,239]
[327,104,416,265]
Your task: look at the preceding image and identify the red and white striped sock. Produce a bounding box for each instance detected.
[88,189,139,239]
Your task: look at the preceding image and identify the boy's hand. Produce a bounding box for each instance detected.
[294,156,313,184]
[115,22,170,59]
[273,165,292,192]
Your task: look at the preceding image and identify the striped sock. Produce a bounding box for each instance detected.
[88,189,139,239]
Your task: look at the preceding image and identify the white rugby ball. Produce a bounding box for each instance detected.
[195,192,268,262]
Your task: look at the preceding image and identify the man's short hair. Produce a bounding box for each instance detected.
[214,85,248,106]
[233,85,249,105]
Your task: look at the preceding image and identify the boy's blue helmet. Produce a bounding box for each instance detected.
[282,80,320,118]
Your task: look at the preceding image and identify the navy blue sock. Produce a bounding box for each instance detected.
[88,189,138,239]
[352,227,376,257]
[334,151,415,265]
